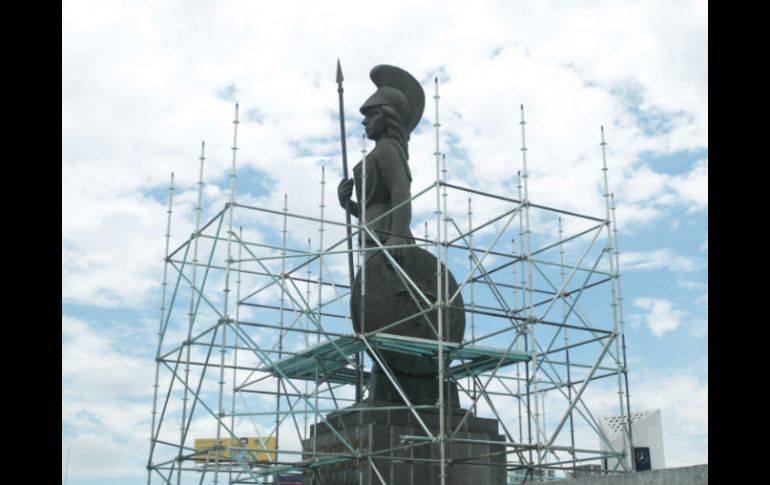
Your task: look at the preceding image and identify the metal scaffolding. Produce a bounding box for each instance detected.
[147,95,634,484]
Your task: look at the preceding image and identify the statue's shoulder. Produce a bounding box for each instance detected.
[371,139,404,163]
[372,139,411,181]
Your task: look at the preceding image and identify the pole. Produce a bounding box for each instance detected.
[179,141,205,485]
[433,76,447,485]
[611,193,634,455]
[521,103,540,478]
[230,226,243,484]
[468,198,477,416]
[359,132,367,485]
[559,217,577,464]
[148,171,174,485]
[336,59,361,403]
[277,193,288,461]
[517,170,532,473]
[600,126,630,471]
[215,102,239,484]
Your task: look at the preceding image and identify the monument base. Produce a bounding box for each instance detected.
[302,405,507,485]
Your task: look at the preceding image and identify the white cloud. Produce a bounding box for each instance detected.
[62,314,155,479]
[668,158,708,212]
[62,315,153,399]
[612,158,707,232]
[62,187,168,308]
[632,297,687,337]
[627,367,708,466]
[621,249,703,273]
[676,278,708,291]
[62,432,146,479]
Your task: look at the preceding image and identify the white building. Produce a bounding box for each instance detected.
[599,409,665,471]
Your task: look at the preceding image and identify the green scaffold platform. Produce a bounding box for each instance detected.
[257,333,531,384]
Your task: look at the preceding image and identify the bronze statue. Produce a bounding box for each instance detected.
[337,65,422,256]
[337,65,465,407]
[303,65,506,484]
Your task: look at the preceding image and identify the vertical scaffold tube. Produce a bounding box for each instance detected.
[229,226,243,484]
[148,171,175,485]
[215,103,239,484]
[360,132,367,349]
[612,193,634,453]
[600,126,630,472]
[559,217,577,463]
[433,77,447,485]
[179,142,206,485]
[516,171,532,472]
[277,194,288,457]
[359,133,367,485]
[468,198,477,416]
[317,166,327,424]
[520,104,540,477]
[305,238,312,439]
[512,238,523,445]
[311,236,320,462]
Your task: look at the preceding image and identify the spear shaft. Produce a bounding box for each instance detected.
[336,59,362,403]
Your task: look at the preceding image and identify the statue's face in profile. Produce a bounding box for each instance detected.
[362,107,387,140]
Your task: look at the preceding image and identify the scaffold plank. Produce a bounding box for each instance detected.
[258,333,530,384]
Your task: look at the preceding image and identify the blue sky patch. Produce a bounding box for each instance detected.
[639,149,708,176]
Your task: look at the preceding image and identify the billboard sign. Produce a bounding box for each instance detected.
[193,437,277,463]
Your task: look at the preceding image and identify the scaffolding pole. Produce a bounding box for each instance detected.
[611,192,634,460]
[148,171,174,485]
[600,126,631,472]
[559,217,577,464]
[214,102,240,484]
[179,141,206,485]
[433,76,448,485]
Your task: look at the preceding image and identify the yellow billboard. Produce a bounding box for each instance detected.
[193,437,277,463]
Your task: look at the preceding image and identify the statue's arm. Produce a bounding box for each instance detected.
[346,199,360,218]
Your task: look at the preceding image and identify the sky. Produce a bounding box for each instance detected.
[62,1,707,483]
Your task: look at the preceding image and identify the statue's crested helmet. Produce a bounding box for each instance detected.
[359,65,426,134]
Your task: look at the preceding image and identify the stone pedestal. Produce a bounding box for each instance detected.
[302,406,507,484]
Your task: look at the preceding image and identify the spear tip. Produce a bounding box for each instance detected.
[336,58,344,83]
